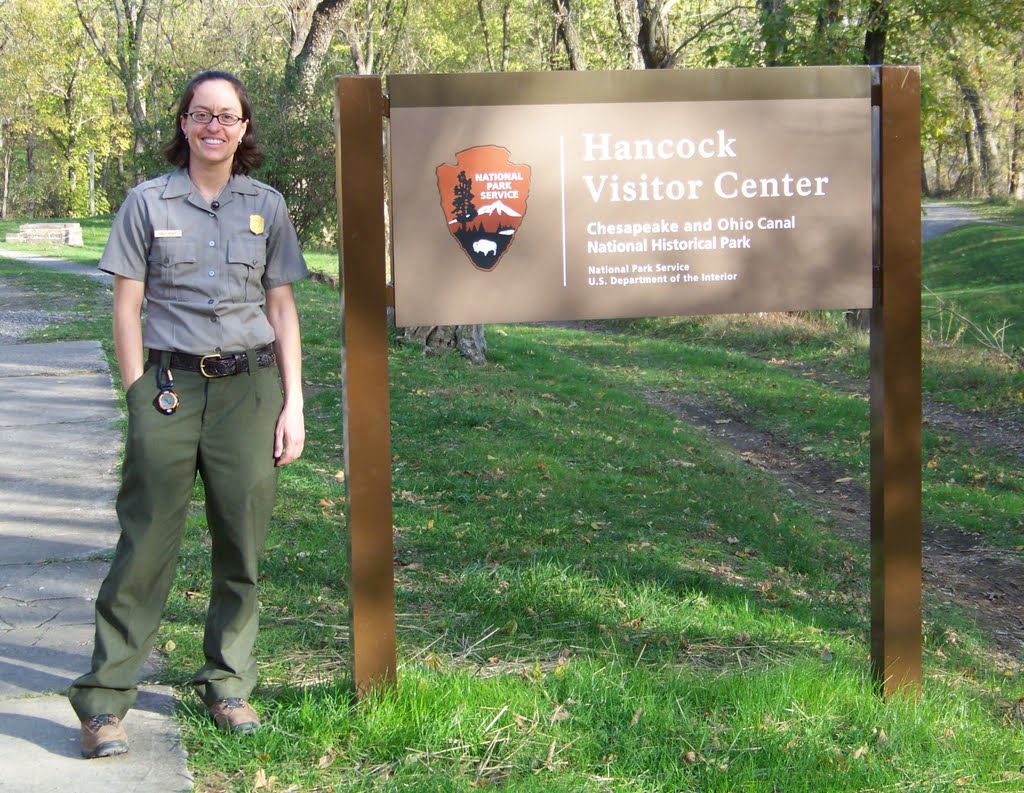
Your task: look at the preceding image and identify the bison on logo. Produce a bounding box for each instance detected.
[436,146,531,272]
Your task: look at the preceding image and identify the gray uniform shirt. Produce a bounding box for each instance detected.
[99,168,308,355]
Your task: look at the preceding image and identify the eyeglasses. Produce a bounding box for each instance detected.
[184,110,244,127]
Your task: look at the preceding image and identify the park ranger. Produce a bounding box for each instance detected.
[68,70,308,759]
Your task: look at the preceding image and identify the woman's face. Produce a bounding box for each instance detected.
[180,78,249,172]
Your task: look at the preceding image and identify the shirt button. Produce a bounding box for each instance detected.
[208,212,215,218]
[208,240,216,247]
[208,271,216,277]
[208,299,215,305]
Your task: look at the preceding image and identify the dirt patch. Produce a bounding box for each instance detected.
[644,386,1024,662]
[773,359,1024,462]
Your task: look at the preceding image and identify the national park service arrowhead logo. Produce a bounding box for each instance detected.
[437,146,531,271]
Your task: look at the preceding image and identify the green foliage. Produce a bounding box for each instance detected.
[2,0,1022,227]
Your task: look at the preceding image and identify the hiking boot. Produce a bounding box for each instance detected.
[207,697,261,734]
[80,714,128,759]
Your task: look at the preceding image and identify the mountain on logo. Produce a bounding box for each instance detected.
[477,200,522,218]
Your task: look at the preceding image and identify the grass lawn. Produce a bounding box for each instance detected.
[3,203,1024,791]
[922,224,1024,353]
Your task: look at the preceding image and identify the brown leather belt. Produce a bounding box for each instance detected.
[148,344,276,378]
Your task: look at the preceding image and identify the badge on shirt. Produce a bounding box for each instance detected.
[154,229,183,238]
[250,214,265,235]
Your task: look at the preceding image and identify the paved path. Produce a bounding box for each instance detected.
[921,202,991,243]
[0,254,191,791]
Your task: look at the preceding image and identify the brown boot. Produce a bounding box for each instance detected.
[207,697,261,734]
[80,714,129,759]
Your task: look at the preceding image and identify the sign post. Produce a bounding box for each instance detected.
[335,76,396,694]
[871,66,922,697]
[335,65,921,698]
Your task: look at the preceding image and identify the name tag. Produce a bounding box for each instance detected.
[154,229,183,238]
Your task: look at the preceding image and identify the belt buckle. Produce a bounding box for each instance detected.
[198,354,223,378]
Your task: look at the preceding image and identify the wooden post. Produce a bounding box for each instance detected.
[335,76,397,694]
[870,65,922,697]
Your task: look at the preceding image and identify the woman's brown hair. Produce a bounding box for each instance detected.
[162,70,265,175]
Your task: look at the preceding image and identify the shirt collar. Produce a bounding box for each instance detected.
[162,169,259,200]
[162,168,193,199]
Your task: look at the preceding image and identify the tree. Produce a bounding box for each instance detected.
[452,171,476,231]
[0,0,129,217]
[74,0,153,186]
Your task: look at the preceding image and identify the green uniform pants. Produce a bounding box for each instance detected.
[68,358,283,720]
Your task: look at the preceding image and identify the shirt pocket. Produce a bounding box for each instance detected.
[147,238,198,300]
[227,237,267,302]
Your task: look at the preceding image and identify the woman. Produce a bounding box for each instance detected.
[69,70,308,759]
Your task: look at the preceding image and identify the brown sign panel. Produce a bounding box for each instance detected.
[389,68,872,327]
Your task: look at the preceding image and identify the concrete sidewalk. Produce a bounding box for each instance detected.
[0,267,191,790]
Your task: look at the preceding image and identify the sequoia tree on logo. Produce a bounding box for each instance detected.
[436,146,531,271]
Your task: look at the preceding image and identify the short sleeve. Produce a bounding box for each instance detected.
[98,187,151,281]
[262,195,309,289]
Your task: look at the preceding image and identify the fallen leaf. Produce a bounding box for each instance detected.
[550,704,571,723]
[834,477,853,484]
[163,640,176,653]
[317,753,336,769]
[334,469,345,482]
[253,768,269,789]
[630,708,643,726]
[726,536,740,545]
[714,418,731,425]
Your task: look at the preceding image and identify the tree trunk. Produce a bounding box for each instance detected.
[933,142,945,195]
[961,118,979,197]
[551,0,586,70]
[401,325,488,365]
[284,0,354,97]
[637,0,672,68]
[26,140,35,216]
[614,0,643,69]
[1010,50,1024,198]
[950,55,1000,197]
[500,1,511,72]
[862,0,887,64]
[477,0,496,71]
[1,146,11,220]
